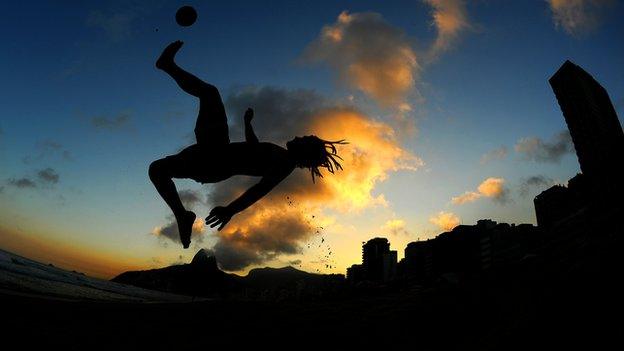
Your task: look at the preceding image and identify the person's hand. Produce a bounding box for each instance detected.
[205,206,234,231]
[244,108,254,123]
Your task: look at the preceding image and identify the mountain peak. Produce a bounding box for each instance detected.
[191,249,217,269]
[248,265,309,276]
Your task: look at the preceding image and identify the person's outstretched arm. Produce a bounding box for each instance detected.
[244,108,259,143]
[206,167,293,230]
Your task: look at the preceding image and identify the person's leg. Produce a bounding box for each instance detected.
[156,41,213,98]
[156,41,229,146]
[195,91,229,146]
[148,156,196,249]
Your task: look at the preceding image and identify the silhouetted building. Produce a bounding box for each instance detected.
[534,173,591,229]
[364,238,397,281]
[403,220,540,281]
[534,185,572,228]
[484,222,542,269]
[549,60,624,203]
[362,238,388,281]
[355,238,397,282]
[567,173,591,207]
[346,264,365,282]
[382,250,398,281]
[404,240,434,279]
[431,224,483,277]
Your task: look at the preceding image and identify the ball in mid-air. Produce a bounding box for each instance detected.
[176,6,197,27]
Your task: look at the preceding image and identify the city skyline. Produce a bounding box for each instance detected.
[1,1,623,278]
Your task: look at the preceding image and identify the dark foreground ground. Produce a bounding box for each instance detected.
[2,264,622,349]
[2,224,623,349]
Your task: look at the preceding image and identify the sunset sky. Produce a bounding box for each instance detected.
[1,0,623,278]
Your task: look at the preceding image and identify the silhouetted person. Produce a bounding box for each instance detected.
[149,41,346,248]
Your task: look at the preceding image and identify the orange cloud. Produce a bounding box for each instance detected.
[477,177,506,198]
[451,191,481,205]
[429,211,461,231]
[424,0,471,61]
[204,88,423,271]
[209,203,317,270]
[547,0,614,36]
[452,177,509,205]
[302,11,419,107]
[382,218,410,236]
[306,109,423,211]
[209,108,421,271]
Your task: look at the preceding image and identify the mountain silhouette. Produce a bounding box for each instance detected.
[190,248,217,267]
[244,266,325,289]
[112,250,344,297]
[112,250,242,296]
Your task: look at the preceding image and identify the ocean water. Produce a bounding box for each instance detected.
[0,249,191,302]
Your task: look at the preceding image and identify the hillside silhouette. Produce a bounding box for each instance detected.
[112,249,345,299]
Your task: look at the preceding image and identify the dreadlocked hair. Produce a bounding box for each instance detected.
[291,136,348,183]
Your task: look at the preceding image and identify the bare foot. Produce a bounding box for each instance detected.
[176,210,196,249]
[156,40,184,70]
